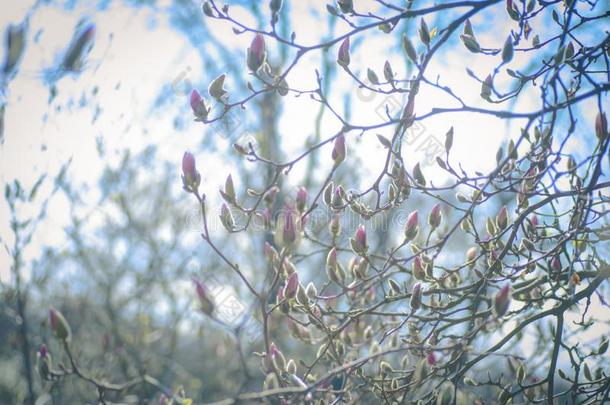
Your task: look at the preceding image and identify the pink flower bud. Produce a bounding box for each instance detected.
[595,111,608,140]
[410,282,422,312]
[264,241,278,261]
[428,203,442,229]
[332,134,347,165]
[351,224,367,254]
[283,209,297,244]
[404,210,419,240]
[190,89,202,112]
[189,89,208,120]
[182,151,197,180]
[551,256,561,272]
[181,151,200,191]
[426,352,436,366]
[337,37,350,67]
[49,308,71,341]
[39,344,47,359]
[326,247,338,271]
[493,284,511,317]
[497,205,508,230]
[193,278,214,315]
[284,272,299,299]
[412,255,426,280]
[247,34,266,72]
[296,186,308,212]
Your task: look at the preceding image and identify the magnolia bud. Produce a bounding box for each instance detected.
[501,36,514,64]
[220,174,236,204]
[220,203,234,231]
[247,34,266,72]
[466,247,477,268]
[426,352,436,366]
[337,37,350,67]
[331,185,345,209]
[497,205,508,230]
[595,111,608,140]
[36,344,52,381]
[181,151,200,191]
[270,342,286,371]
[412,255,426,280]
[264,241,278,262]
[283,271,299,299]
[404,210,419,241]
[493,284,511,317]
[337,0,354,13]
[49,308,71,341]
[296,186,308,212]
[351,225,367,255]
[189,89,208,121]
[208,73,227,101]
[410,282,422,312]
[428,203,442,229]
[413,162,426,186]
[276,207,301,249]
[551,256,561,272]
[481,74,493,100]
[270,0,283,14]
[419,18,430,45]
[332,134,347,165]
[193,279,215,316]
[402,34,417,62]
[202,2,214,17]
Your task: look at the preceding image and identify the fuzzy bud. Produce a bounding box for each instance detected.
[493,284,511,317]
[193,279,215,316]
[332,134,347,165]
[281,272,298,301]
[276,206,301,249]
[497,205,508,230]
[551,256,561,272]
[181,151,200,191]
[36,344,52,381]
[428,203,442,229]
[351,224,367,255]
[220,174,236,204]
[247,34,266,72]
[190,89,208,121]
[49,308,71,341]
[412,255,426,280]
[337,37,350,67]
[404,210,419,241]
[410,282,422,312]
[220,203,235,231]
